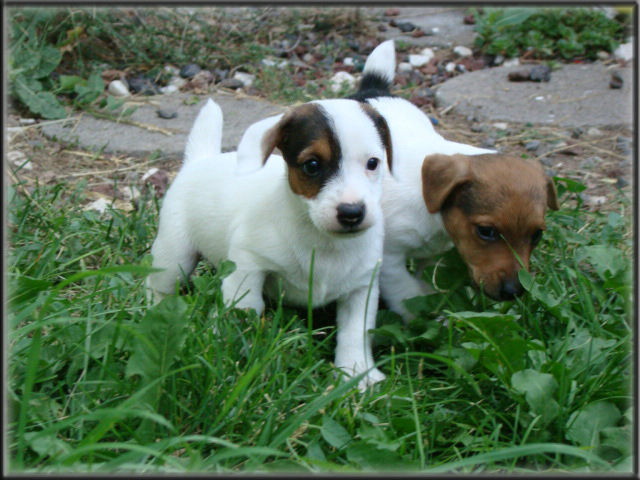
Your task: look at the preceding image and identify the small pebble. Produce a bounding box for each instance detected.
[493,122,508,130]
[180,63,201,79]
[471,123,486,133]
[463,14,475,25]
[233,71,256,87]
[397,62,413,73]
[156,109,178,119]
[160,84,179,94]
[587,127,603,137]
[493,54,505,66]
[482,137,496,148]
[610,71,624,89]
[385,8,400,16]
[84,198,110,214]
[503,58,520,67]
[508,70,531,82]
[525,140,541,151]
[108,79,130,97]
[411,30,426,38]
[19,118,36,125]
[378,24,388,32]
[597,51,610,61]
[616,177,630,188]
[545,168,558,178]
[445,62,456,73]
[530,65,551,82]
[453,45,472,57]
[219,78,244,89]
[329,71,356,92]
[396,22,416,33]
[572,127,585,138]
[409,54,431,67]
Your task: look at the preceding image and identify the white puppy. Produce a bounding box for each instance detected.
[349,40,557,317]
[146,97,393,388]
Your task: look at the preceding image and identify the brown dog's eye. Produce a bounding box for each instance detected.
[532,229,543,246]
[476,225,497,242]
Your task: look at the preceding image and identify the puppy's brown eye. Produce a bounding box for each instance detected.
[476,225,497,242]
[366,158,380,171]
[302,159,321,177]
[532,229,543,246]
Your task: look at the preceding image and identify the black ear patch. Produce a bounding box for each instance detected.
[359,103,393,173]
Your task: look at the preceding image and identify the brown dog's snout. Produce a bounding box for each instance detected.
[499,278,524,301]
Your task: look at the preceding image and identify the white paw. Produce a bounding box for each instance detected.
[357,368,386,391]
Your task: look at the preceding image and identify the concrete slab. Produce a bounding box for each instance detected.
[435,63,633,127]
[376,7,478,48]
[41,92,284,158]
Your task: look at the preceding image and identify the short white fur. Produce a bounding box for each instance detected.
[147,98,389,389]
[363,40,495,318]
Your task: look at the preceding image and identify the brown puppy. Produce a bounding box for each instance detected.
[422,153,559,300]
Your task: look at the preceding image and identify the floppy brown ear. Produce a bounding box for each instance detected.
[546,176,559,210]
[422,154,473,213]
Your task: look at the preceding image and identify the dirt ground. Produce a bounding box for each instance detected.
[6,101,633,218]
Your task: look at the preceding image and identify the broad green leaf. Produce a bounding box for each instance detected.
[321,415,351,450]
[600,426,631,456]
[519,270,561,308]
[566,402,621,447]
[8,275,52,308]
[576,245,627,280]
[25,432,71,458]
[59,74,83,92]
[31,45,62,78]
[346,442,412,471]
[357,423,400,452]
[125,295,189,381]
[494,8,538,27]
[511,369,559,425]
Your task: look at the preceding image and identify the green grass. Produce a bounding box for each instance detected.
[6,167,633,473]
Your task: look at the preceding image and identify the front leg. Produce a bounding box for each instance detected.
[380,251,433,321]
[334,280,386,390]
[222,259,266,315]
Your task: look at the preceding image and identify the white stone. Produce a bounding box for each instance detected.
[8,151,32,170]
[108,80,130,97]
[329,71,356,92]
[453,45,473,57]
[122,185,141,202]
[535,96,544,101]
[493,54,505,65]
[19,118,36,125]
[233,71,256,87]
[142,167,159,182]
[164,64,180,76]
[343,57,355,67]
[419,47,435,62]
[493,122,508,130]
[445,62,456,73]
[432,27,440,33]
[159,84,179,94]
[84,197,110,214]
[503,58,520,67]
[260,58,288,69]
[614,42,633,62]
[397,62,413,73]
[587,127,603,137]
[409,54,431,67]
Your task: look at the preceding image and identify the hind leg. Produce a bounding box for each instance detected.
[146,224,199,305]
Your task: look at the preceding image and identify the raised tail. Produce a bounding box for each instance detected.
[184,98,223,163]
[348,39,396,102]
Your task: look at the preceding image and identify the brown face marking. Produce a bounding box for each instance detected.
[263,103,341,199]
[423,153,556,299]
[359,103,393,172]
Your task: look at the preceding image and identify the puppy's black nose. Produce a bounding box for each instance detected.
[500,279,524,300]
[337,203,366,228]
